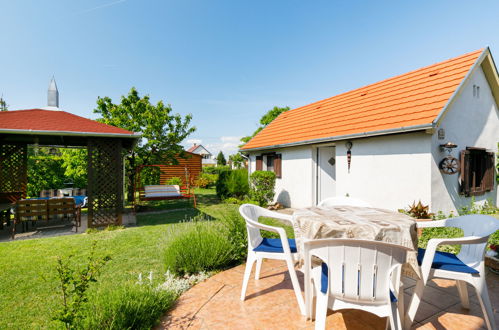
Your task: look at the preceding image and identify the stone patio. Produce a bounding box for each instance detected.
[159,259,498,329]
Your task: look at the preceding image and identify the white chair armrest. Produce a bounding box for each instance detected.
[246,218,293,254]
[420,236,487,283]
[416,219,448,228]
[259,208,295,225]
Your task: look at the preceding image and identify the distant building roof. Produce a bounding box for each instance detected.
[187,144,212,155]
[0,109,137,137]
[241,48,492,151]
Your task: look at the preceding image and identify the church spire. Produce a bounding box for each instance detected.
[47,77,59,108]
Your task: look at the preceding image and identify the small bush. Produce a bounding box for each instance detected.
[52,242,111,328]
[195,172,217,188]
[224,197,242,205]
[164,220,234,275]
[203,166,230,174]
[215,169,231,198]
[216,169,249,199]
[79,283,177,330]
[218,208,248,263]
[249,171,276,206]
[166,177,183,185]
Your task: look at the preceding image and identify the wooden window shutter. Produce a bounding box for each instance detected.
[274,154,282,178]
[460,149,471,196]
[256,155,263,171]
[484,152,495,192]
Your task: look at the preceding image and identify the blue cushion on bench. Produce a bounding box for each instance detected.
[417,248,478,274]
[253,238,297,253]
[320,263,397,302]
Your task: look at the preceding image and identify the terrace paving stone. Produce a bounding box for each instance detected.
[158,259,499,329]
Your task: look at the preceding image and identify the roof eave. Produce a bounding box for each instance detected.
[240,123,434,152]
[0,128,141,139]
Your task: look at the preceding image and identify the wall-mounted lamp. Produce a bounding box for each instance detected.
[439,142,457,153]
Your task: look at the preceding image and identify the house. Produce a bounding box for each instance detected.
[187,143,217,167]
[241,48,499,214]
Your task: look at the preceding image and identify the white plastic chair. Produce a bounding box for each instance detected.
[239,204,306,315]
[317,196,372,208]
[304,238,409,330]
[405,215,499,330]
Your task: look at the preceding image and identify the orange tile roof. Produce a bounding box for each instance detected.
[241,49,484,150]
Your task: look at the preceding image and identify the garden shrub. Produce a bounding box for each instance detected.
[216,169,249,199]
[166,177,183,185]
[52,242,111,329]
[140,166,161,186]
[164,220,234,275]
[218,208,248,263]
[249,171,276,206]
[195,172,217,188]
[79,282,177,330]
[226,169,249,199]
[415,199,499,254]
[215,169,231,198]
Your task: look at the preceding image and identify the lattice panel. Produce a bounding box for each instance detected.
[0,143,28,198]
[87,138,123,227]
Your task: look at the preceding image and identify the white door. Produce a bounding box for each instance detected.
[316,147,336,204]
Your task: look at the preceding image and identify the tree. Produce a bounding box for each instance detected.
[216,151,227,166]
[229,153,245,169]
[94,87,196,201]
[240,106,290,147]
[0,96,8,111]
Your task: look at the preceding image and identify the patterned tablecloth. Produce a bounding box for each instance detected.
[292,205,420,278]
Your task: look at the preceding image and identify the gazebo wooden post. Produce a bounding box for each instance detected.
[87,138,124,228]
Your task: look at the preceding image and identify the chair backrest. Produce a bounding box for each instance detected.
[443,215,499,264]
[318,196,372,208]
[16,199,48,222]
[47,198,76,220]
[305,239,408,304]
[239,203,291,250]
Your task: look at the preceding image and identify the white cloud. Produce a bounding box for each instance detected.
[206,136,242,156]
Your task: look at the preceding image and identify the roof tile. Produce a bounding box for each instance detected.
[0,109,135,135]
[241,49,483,150]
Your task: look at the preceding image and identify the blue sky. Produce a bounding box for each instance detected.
[1,1,499,156]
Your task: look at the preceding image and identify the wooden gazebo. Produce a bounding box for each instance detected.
[0,109,139,227]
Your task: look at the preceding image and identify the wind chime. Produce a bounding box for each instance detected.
[346,141,353,173]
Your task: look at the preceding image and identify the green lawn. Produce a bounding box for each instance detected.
[0,188,247,329]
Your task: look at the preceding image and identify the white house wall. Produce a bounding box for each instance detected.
[248,146,314,208]
[335,132,432,211]
[431,65,499,214]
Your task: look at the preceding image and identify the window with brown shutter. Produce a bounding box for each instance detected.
[274,154,282,178]
[460,148,495,196]
[256,155,263,171]
[255,153,282,178]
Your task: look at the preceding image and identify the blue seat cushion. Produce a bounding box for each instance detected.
[320,263,397,302]
[417,248,478,274]
[253,238,297,253]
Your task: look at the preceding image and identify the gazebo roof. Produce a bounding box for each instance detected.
[0,109,139,148]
